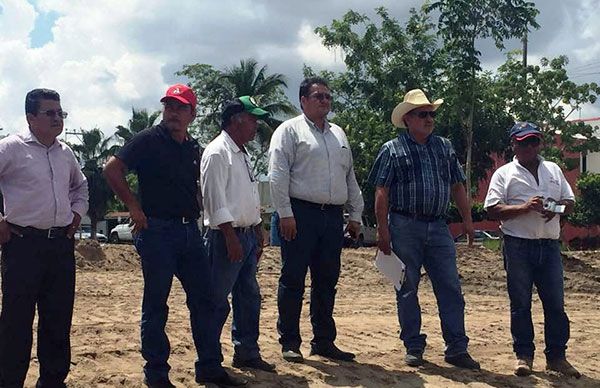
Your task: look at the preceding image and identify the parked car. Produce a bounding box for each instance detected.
[109,220,134,243]
[454,229,500,243]
[74,226,107,242]
[343,214,378,248]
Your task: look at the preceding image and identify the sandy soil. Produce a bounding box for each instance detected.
[16,241,600,387]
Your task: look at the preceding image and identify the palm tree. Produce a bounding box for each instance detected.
[70,128,119,239]
[115,108,161,143]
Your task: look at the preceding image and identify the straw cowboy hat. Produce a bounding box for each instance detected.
[391,89,443,128]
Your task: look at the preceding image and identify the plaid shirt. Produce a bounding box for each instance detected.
[368,132,466,217]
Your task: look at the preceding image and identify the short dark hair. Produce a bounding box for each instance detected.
[25,88,60,115]
[298,77,329,101]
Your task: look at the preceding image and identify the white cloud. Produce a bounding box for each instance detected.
[296,22,345,69]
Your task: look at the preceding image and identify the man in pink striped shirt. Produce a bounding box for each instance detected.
[0,88,88,388]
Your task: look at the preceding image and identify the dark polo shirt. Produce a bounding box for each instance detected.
[116,123,201,219]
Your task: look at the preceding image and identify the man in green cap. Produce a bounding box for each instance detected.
[200,96,275,379]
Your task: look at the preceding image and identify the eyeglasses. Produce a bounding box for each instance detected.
[516,136,541,147]
[309,92,332,102]
[38,109,68,119]
[411,111,436,119]
[163,101,192,112]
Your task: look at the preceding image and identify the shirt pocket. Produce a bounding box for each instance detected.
[393,155,412,183]
[435,151,450,182]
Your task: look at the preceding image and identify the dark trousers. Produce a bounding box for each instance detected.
[0,235,75,388]
[277,199,344,350]
[133,218,222,382]
[503,235,570,361]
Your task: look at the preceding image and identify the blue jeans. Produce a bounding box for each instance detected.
[205,228,261,362]
[134,218,221,382]
[503,235,570,361]
[278,199,344,350]
[389,213,469,356]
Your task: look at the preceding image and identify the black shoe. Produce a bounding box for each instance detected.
[196,371,248,387]
[233,356,276,373]
[282,348,304,363]
[444,353,481,370]
[405,350,424,367]
[143,378,176,388]
[310,343,356,361]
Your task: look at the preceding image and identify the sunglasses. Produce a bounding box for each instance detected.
[516,136,541,147]
[411,111,437,119]
[38,109,68,119]
[309,92,332,102]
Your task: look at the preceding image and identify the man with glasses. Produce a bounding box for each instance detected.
[104,84,242,387]
[484,122,580,378]
[269,77,364,363]
[0,88,88,388]
[201,96,275,378]
[368,89,479,369]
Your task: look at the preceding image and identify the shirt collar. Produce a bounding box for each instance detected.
[404,130,432,145]
[303,113,330,133]
[221,131,243,153]
[18,130,59,149]
[513,154,544,166]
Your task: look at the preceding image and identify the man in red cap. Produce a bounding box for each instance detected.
[485,122,580,378]
[104,84,241,387]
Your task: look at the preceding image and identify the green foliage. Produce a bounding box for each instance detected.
[115,108,161,143]
[568,173,600,227]
[177,58,297,176]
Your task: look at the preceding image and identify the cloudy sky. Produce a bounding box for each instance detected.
[1,0,599,141]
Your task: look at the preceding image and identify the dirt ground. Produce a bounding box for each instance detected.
[17,241,600,387]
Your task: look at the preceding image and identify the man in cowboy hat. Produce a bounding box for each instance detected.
[485,122,580,378]
[368,89,479,369]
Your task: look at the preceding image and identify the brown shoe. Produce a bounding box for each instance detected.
[546,358,581,378]
[514,357,533,376]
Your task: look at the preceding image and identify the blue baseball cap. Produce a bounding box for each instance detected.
[509,121,542,141]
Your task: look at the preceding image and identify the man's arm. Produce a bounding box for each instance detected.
[67,149,89,238]
[344,145,364,240]
[269,126,296,241]
[450,182,474,245]
[374,186,392,255]
[486,196,544,221]
[103,156,147,232]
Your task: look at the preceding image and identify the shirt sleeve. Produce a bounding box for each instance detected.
[446,140,466,185]
[201,151,234,227]
[558,167,575,201]
[368,144,394,188]
[345,147,364,223]
[268,125,296,218]
[115,129,149,170]
[484,168,506,209]
[67,147,89,218]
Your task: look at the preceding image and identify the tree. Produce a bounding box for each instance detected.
[115,108,161,143]
[494,53,600,167]
[429,0,539,196]
[177,58,297,175]
[70,128,118,239]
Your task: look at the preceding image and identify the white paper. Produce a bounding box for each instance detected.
[375,250,406,291]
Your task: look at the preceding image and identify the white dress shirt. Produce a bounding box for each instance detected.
[484,156,575,240]
[0,131,89,229]
[201,131,261,228]
[268,114,364,222]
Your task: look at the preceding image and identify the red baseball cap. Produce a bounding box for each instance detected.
[160,84,197,110]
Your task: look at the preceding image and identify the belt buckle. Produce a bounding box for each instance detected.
[47,227,61,239]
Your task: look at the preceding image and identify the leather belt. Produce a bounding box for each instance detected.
[233,226,255,233]
[291,197,343,211]
[391,209,444,222]
[9,224,69,239]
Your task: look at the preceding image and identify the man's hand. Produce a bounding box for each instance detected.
[463,219,475,247]
[522,196,544,213]
[225,233,244,262]
[0,219,11,244]
[279,216,297,241]
[254,225,264,262]
[345,220,361,240]
[129,207,148,234]
[377,226,392,255]
[66,212,82,239]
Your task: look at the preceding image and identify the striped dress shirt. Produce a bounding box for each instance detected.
[368,132,465,217]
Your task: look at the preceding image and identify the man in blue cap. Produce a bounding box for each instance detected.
[485,122,580,378]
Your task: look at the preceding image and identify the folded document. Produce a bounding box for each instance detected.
[375,250,406,291]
